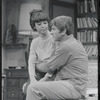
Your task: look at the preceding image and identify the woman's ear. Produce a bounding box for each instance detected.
[33,26,37,31]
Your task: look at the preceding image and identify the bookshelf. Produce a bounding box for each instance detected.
[2,43,27,49]
[76,0,98,60]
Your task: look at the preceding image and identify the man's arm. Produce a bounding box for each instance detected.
[36,61,49,73]
[47,45,71,74]
[39,45,71,81]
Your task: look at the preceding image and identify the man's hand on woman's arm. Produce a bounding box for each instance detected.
[39,73,52,82]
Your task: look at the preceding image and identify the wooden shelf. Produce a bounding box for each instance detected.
[88,56,98,60]
[3,69,29,100]
[82,42,97,45]
[2,43,27,49]
[76,0,98,61]
[77,27,98,31]
[77,12,97,17]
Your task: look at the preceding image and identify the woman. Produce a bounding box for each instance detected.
[22,9,55,98]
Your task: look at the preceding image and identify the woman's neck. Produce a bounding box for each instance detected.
[40,31,50,40]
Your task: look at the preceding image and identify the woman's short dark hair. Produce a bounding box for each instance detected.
[51,16,74,35]
[30,9,49,31]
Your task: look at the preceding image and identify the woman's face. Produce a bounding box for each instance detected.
[35,21,49,37]
[51,25,62,41]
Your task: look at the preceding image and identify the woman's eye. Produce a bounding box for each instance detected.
[37,23,41,26]
[43,22,47,24]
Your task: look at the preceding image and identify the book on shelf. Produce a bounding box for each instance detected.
[84,0,88,13]
[77,1,84,14]
[92,18,98,27]
[77,17,98,29]
[77,0,97,14]
[92,45,98,56]
[87,31,91,42]
[77,32,81,41]
[84,46,91,55]
[79,18,84,28]
[88,46,94,57]
[84,45,98,57]
[88,0,92,13]
[90,31,93,42]
[86,17,93,28]
[80,2,84,14]
[90,18,96,27]
[92,30,97,42]
[77,30,97,42]
[93,18,98,23]
[82,31,87,42]
[91,0,96,12]
[77,18,80,28]
[77,1,80,15]
[82,18,88,28]
[80,31,84,42]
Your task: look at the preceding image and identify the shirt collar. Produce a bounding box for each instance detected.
[59,34,74,44]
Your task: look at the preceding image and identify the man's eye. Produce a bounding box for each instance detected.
[52,28,55,30]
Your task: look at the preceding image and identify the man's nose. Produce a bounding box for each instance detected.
[50,31,53,35]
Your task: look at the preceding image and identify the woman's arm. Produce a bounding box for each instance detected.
[28,40,38,83]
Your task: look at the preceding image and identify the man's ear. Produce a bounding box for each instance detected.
[61,29,66,35]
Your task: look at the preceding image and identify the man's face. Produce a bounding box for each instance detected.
[35,21,49,36]
[51,25,62,41]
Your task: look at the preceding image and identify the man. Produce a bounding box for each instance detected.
[26,16,88,100]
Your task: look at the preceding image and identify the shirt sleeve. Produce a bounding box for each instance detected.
[46,45,71,74]
[28,40,37,81]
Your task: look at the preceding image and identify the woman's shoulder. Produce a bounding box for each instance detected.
[31,37,40,45]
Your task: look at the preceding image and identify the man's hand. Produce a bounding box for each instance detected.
[22,82,27,93]
[22,79,30,94]
[39,73,52,82]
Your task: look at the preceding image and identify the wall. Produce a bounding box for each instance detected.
[2,0,7,73]
[2,0,49,73]
[88,60,98,88]
[50,0,76,35]
[5,37,29,67]
[18,0,49,31]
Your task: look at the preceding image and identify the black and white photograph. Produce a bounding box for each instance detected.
[2,0,98,100]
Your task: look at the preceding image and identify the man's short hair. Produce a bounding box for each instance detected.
[30,9,49,31]
[51,16,74,35]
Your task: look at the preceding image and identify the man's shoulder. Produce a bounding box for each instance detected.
[57,43,70,53]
